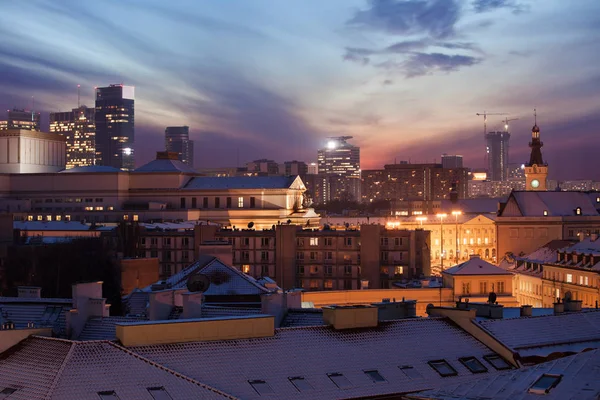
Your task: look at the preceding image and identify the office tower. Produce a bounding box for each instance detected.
[485,131,510,181]
[165,126,194,167]
[95,84,135,170]
[441,154,463,169]
[0,108,41,131]
[283,160,308,178]
[507,163,525,181]
[524,117,548,191]
[50,106,96,168]
[246,159,280,175]
[307,162,318,175]
[317,136,360,203]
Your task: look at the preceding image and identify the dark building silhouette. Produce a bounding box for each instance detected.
[486,131,510,181]
[95,84,135,170]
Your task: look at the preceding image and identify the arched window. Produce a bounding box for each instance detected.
[485,249,490,259]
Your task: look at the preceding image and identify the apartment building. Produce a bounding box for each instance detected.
[136,224,430,290]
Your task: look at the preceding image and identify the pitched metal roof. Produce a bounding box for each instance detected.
[131,318,507,400]
[506,191,599,217]
[407,349,600,400]
[59,165,121,173]
[0,336,236,399]
[134,158,196,173]
[443,256,513,276]
[478,310,600,355]
[183,175,299,190]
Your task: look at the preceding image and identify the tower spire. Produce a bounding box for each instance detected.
[534,108,537,125]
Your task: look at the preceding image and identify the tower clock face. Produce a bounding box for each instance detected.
[531,179,540,188]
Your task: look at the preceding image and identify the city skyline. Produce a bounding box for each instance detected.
[1,0,599,179]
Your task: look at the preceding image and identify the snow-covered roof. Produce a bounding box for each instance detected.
[14,221,96,231]
[441,198,503,214]
[59,165,121,173]
[408,349,600,400]
[443,255,512,276]
[505,191,599,217]
[478,310,600,354]
[0,336,234,399]
[517,240,574,264]
[561,236,600,255]
[184,175,299,190]
[131,317,507,400]
[0,297,71,335]
[134,158,196,173]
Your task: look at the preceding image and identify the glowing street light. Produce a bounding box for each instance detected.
[451,211,462,264]
[416,216,427,227]
[436,213,447,273]
[327,140,337,149]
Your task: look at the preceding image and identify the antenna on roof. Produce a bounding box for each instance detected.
[186,274,211,293]
[77,84,81,107]
[534,108,537,125]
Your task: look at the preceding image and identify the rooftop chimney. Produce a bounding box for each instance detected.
[322,305,378,329]
[520,305,532,317]
[591,233,598,242]
[181,292,203,319]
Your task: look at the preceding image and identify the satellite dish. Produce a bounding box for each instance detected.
[247,222,254,229]
[488,292,497,304]
[564,291,572,301]
[187,274,211,293]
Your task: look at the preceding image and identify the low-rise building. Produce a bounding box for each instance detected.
[0,129,66,173]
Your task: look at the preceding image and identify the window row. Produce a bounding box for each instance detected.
[180,196,256,209]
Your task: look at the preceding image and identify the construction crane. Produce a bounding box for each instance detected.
[503,117,519,133]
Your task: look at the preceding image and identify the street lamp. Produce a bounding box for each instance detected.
[436,213,447,273]
[451,211,462,264]
[416,216,427,227]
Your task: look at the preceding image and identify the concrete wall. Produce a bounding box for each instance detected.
[0,327,52,353]
[116,315,274,347]
[120,258,160,296]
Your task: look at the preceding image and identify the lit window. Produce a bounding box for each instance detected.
[483,355,511,370]
[310,237,318,246]
[108,206,114,211]
[147,387,173,400]
[585,276,589,286]
[566,274,573,283]
[123,215,129,220]
[364,370,386,383]
[428,360,458,377]
[242,264,250,274]
[56,216,62,221]
[576,207,582,215]
[399,365,422,379]
[27,215,33,221]
[327,373,352,389]
[238,197,244,208]
[289,376,313,392]
[133,215,139,222]
[459,357,488,374]
[248,380,274,395]
[528,374,562,395]
[65,215,71,221]
[543,210,548,216]
[46,215,52,221]
[95,206,104,211]
[97,391,120,399]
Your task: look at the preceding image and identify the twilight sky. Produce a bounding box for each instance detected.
[1,0,599,179]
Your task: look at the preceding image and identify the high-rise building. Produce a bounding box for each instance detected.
[307,162,318,175]
[507,163,525,181]
[94,84,135,170]
[486,131,510,181]
[50,106,96,169]
[246,159,280,175]
[441,154,463,169]
[362,163,468,204]
[0,108,41,131]
[283,160,308,178]
[317,136,360,203]
[524,116,548,191]
[165,126,194,167]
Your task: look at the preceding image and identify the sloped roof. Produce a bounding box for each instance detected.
[562,237,600,255]
[517,240,575,264]
[0,336,235,400]
[478,310,600,354]
[407,349,600,400]
[443,256,512,276]
[134,158,196,173]
[132,318,508,400]
[59,165,121,173]
[0,298,71,335]
[507,191,599,217]
[184,175,299,190]
[14,221,96,231]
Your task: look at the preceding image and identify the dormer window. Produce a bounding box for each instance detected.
[575,207,582,215]
[543,210,548,216]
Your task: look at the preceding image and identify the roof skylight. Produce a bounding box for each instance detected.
[327,372,353,389]
[147,387,173,400]
[529,374,562,395]
[248,380,274,395]
[0,388,17,399]
[459,357,488,374]
[289,376,313,392]
[484,354,512,370]
[399,365,422,379]
[428,360,458,377]
[364,370,387,383]
[97,391,120,400]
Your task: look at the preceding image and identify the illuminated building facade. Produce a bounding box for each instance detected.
[0,129,66,173]
[50,106,96,168]
[486,131,510,181]
[0,108,41,131]
[317,136,360,203]
[95,84,135,170]
[165,126,194,167]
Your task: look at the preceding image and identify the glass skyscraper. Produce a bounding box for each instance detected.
[50,106,96,168]
[317,136,361,203]
[486,131,510,181]
[165,126,194,167]
[95,84,135,170]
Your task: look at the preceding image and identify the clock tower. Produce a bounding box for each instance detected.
[525,110,548,191]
